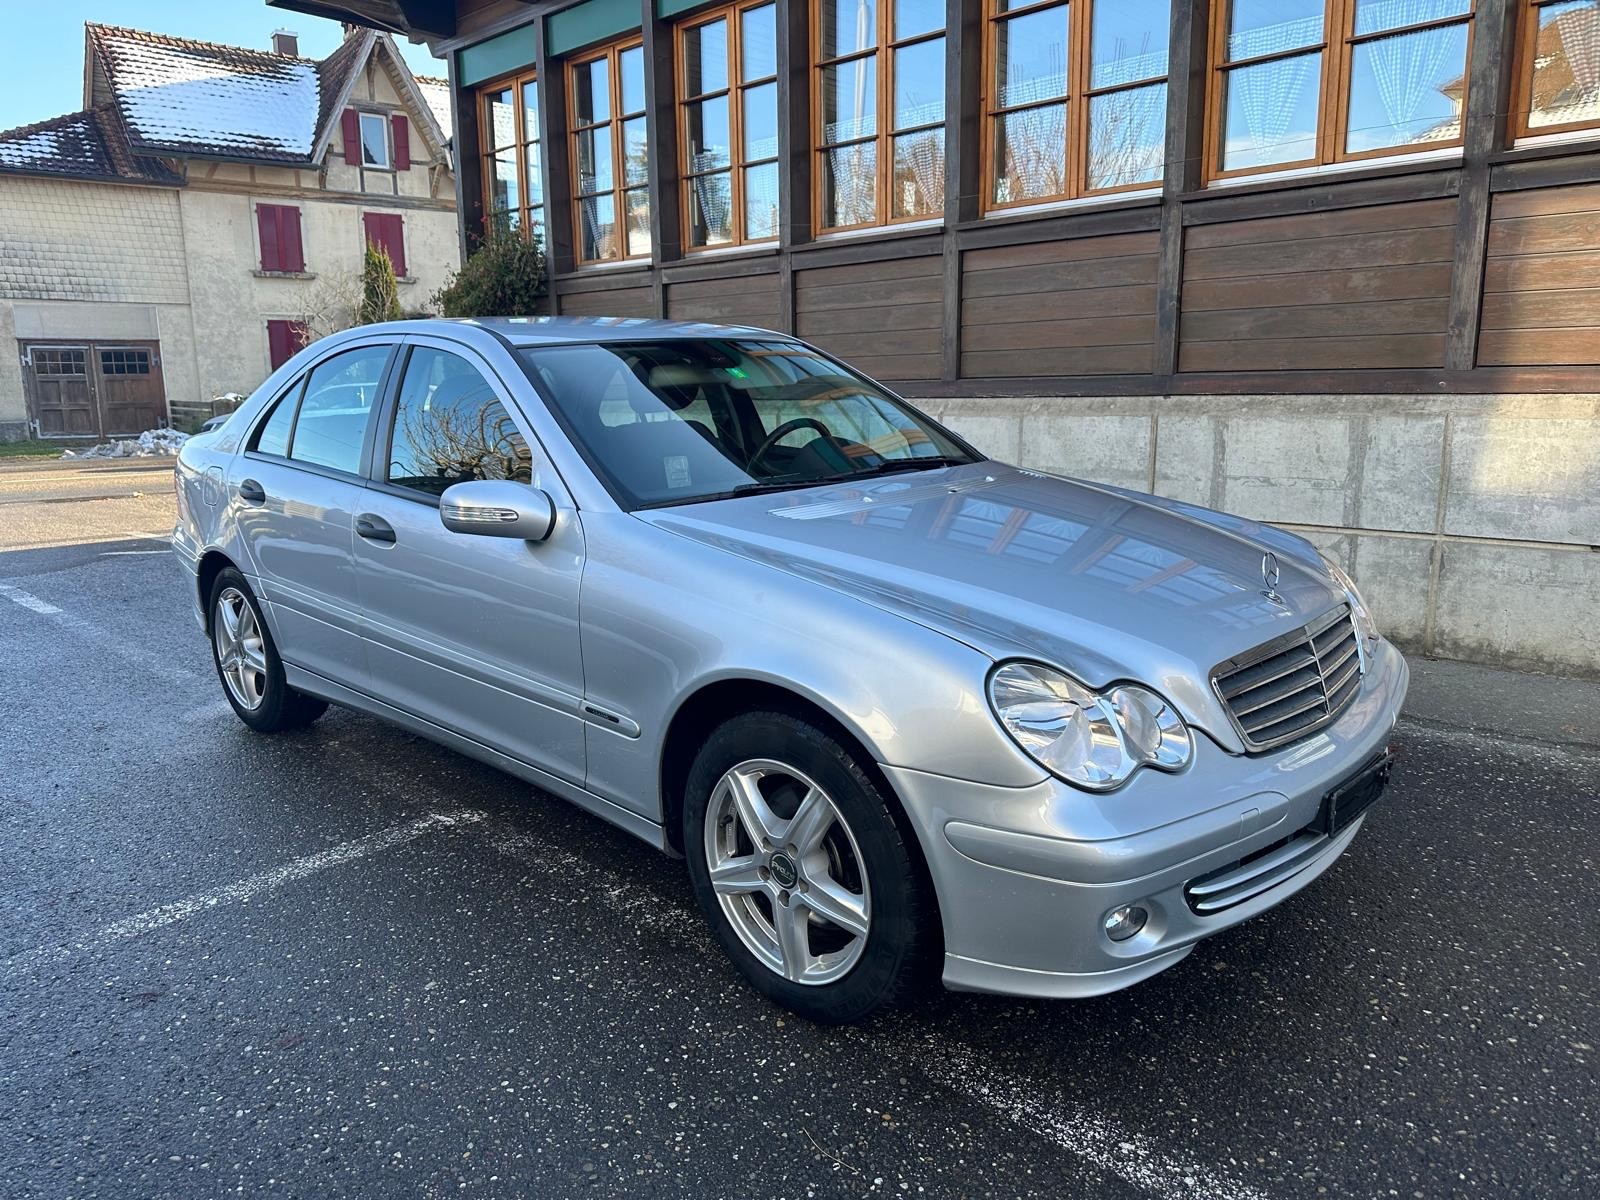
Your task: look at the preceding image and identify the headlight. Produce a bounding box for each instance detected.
[1320,552,1380,643]
[987,662,1192,791]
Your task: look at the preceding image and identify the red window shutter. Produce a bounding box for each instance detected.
[267,321,293,369]
[363,212,406,278]
[391,113,410,171]
[280,207,304,273]
[257,204,281,272]
[342,108,361,165]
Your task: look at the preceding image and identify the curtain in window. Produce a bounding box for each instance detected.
[1358,0,1470,132]
[1229,16,1323,156]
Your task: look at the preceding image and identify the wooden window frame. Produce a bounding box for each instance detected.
[358,110,393,170]
[477,68,545,243]
[1204,0,1477,184]
[567,35,651,265]
[980,0,1172,215]
[810,1,948,234]
[1511,0,1600,139]
[677,1,781,252]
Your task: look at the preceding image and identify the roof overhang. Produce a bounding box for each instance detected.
[267,0,458,39]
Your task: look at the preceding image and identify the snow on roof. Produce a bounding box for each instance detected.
[90,24,323,162]
[415,76,453,140]
[0,106,182,184]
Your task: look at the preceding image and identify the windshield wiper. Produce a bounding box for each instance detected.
[816,455,974,483]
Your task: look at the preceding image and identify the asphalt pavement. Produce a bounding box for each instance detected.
[1,468,1596,1199]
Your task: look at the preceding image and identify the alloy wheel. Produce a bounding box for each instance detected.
[704,758,872,985]
[214,587,267,711]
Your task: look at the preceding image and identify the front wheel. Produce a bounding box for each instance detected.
[208,567,327,733]
[683,711,936,1023]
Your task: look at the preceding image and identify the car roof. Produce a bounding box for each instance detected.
[365,316,795,349]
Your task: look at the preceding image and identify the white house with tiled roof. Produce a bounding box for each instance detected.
[0,24,457,441]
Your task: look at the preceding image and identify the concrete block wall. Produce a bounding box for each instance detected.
[927,393,1600,679]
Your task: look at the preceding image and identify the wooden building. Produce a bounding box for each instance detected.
[270,0,1600,678]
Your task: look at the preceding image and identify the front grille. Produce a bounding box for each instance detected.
[1213,606,1363,751]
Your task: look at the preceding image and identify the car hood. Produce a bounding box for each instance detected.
[640,462,1345,743]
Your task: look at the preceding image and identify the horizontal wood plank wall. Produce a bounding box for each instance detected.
[1178,199,1458,372]
[556,283,657,318]
[666,272,784,329]
[794,256,944,380]
[959,231,1160,377]
[1480,183,1600,367]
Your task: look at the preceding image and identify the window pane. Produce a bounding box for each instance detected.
[686,96,731,172]
[360,114,388,167]
[575,125,614,193]
[290,346,388,474]
[995,6,1069,109]
[620,46,646,114]
[741,3,778,80]
[992,103,1067,205]
[822,56,878,142]
[521,81,539,144]
[891,128,944,218]
[580,192,618,260]
[895,0,944,39]
[485,87,516,150]
[822,139,878,226]
[573,58,610,124]
[684,18,729,96]
[1528,0,1600,130]
[893,36,945,131]
[1225,0,1325,61]
[524,143,543,205]
[491,149,520,212]
[1346,21,1468,152]
[743,81,780,159]
[688,171,734,246]
[1090,0,1171,89]
[744,162,780,239]
[529,206,545,247]
[1353,0,1471,36]
[1087,81,1167,189]
[254,390,296,457]
[623,116,650,184]
[1220,51,1322,171]
[624,187,652,256]
[388,349,532,495]
[822,0,878,58]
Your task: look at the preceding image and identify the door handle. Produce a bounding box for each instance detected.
[238,478,266,504]
[356,513,397,544]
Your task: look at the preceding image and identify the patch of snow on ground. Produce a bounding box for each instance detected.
[62,428,190,459]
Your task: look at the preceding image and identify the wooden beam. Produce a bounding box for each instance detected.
[641,0,681,318]
[776,0,812,251]
[533,19,576,285]
[446,53,477,265]
[942,0,982,382]
[1154,0,1210,378]
[1446,0,1519,372]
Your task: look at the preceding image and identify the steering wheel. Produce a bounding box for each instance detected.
[747,417,834,473]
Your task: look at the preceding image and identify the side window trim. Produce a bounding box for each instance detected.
[243,339,399,480]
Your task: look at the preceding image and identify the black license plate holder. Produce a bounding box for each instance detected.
[1319,749,1395,836]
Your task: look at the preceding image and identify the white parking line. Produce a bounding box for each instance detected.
[100,549,170,556]
[0,583,62,614]
[5,811,484,978]
[478,819,1267,1200]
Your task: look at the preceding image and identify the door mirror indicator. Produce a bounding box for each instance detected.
[438,480,556,542]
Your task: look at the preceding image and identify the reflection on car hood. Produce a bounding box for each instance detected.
[640,462,1345,736]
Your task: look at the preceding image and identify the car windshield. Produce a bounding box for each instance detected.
[515,339,981,509]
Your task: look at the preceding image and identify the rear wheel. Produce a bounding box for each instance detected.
[683,711,935,1023]
[209,568,327,733]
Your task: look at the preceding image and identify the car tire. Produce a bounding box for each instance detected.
[208,567,328,733]
[683,710,937,1023]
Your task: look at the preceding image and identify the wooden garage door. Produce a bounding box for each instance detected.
[24,340,167,438]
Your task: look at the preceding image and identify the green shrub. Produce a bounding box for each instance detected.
[357,243,403,325]
[433,224,546,318]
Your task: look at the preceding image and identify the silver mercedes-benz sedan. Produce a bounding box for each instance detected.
[173,317,1406,1023]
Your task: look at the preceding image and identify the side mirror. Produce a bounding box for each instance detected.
[439,480,556,542]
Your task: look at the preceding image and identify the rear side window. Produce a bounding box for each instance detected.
[385,347,532,497]
[252,388,297,457]
[288,345,390,474]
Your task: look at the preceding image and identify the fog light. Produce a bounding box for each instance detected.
[1104,904,1148,942]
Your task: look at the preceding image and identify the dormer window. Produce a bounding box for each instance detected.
[359,111,391,169]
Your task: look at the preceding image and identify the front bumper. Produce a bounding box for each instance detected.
[885,639,1409,999]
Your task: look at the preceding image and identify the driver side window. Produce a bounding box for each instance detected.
[385,347,534,497]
